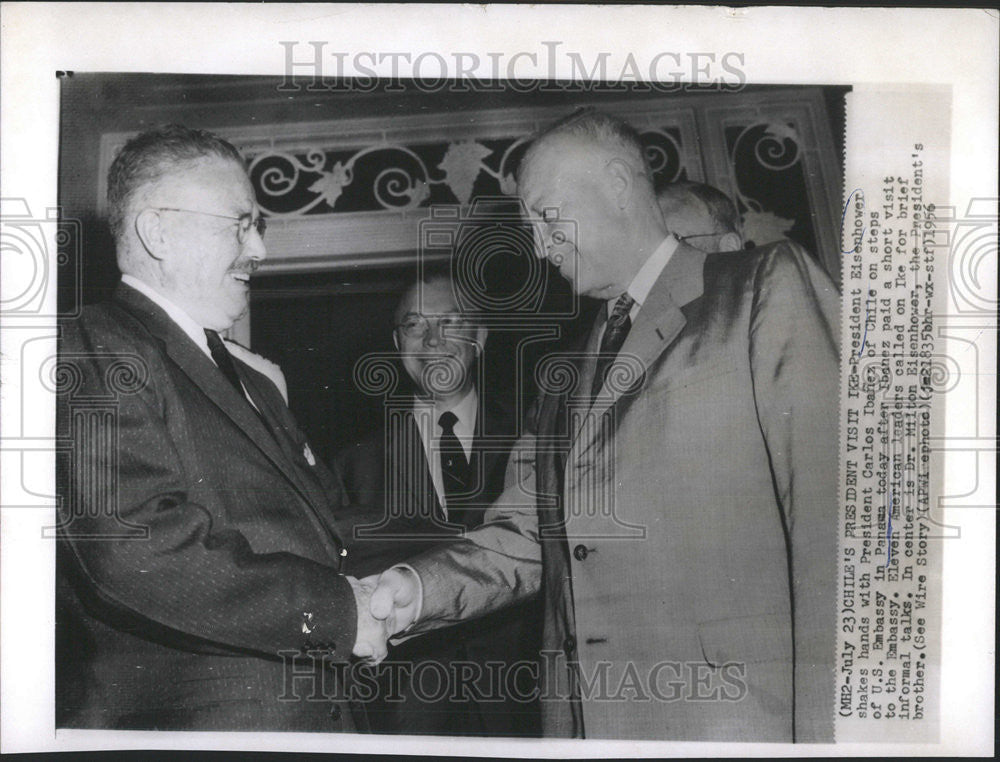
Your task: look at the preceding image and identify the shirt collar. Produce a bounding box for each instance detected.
[413,385,479,432]
[121,274,212,358]
[438,385,478,437]
[608,234,679,319]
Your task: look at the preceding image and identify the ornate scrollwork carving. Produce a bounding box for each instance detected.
[727,121,803,246]
[240,125,688,220]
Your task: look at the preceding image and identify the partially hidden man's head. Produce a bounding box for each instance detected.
[392,273,487,404]
[657,181,744,254]
[516,109,667,301]
[107,124,267,331]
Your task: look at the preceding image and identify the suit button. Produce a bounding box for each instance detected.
[573,544,590,561]
[563,636,576,655]
[329,704,341,721]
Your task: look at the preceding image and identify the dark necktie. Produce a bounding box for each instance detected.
[205,329,247,397]
[591,292,636,398]
[205,331,282,450]
[437,410,471,520]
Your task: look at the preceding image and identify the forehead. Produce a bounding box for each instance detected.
[519,136,594,203]
[397,278,460,316]
[154,156,253,209]
[662,195,716,233]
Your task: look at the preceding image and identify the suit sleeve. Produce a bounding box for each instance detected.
[748,241,840,742]
[403,406,543,633]
[57,321,357,661]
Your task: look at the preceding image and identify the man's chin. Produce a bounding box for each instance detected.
[417,358,467,398]
[210,302,249,333]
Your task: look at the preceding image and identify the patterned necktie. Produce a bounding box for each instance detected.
[591,292,636,398]
[437,410,471,518]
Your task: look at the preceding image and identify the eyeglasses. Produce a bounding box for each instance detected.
[152,207,267,244]
[394,314,470,339]
[676,232,721,243]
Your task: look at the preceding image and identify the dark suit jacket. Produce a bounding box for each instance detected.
[56,282,362,732]
[335,398,541,737]
[407,240,841,742]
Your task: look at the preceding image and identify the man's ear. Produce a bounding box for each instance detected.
[605,157,634,210]
[392,331,400,351]
[134,208,167,260]
[720,232,743,253]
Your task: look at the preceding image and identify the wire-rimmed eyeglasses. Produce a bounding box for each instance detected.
[394,314,470,339]
[152,207,267,244]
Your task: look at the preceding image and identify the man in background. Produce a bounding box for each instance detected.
[336,272,540,737]
[657,179,744,253]
[367,110,840,742]
[56,124,383,731]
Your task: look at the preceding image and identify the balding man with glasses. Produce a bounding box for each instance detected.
[56,124,386,731]
[657,180,745,254]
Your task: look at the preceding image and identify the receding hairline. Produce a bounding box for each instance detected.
[149,153,249,190]
[120,154,251,225]
[658,185,712,219]
[394,273,462,322]
[520,131,628,188]
[517,110,649,187]
[657,181,740,235]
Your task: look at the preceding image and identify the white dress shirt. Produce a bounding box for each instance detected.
[604,233,679,327]
[122,274,213,359]
[410,385,478,516]
[121,274,258,409]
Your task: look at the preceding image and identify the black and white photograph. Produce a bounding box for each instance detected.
[0,4,995,757]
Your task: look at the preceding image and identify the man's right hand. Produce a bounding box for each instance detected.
[348,575,389,663]
[365,566,421,636]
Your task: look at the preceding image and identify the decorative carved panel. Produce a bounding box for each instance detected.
[97,88,842,280]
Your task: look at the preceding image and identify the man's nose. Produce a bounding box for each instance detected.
[423,322,443,346]
[245,224,267,262]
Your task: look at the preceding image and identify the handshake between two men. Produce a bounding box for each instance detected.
[349,568,422,662]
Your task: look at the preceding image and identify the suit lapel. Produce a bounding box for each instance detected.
[454,397,514,528]
[473,397,513,496]
[567,309,607,444]
[236,360,335,517]
[113,284,326,515]
[575,242,708,442]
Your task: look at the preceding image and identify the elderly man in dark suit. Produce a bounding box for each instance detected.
[56,124,384,731]
[365,110,841,742]
[336,273,540,737]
